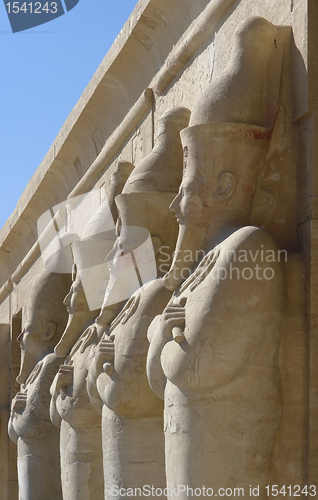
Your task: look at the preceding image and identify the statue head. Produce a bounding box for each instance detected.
[63,264,90,315]
[54,201,115,357]
[234,16,277,53]
[54,262,99,357]
[96,107,190,326]
[123,107,191,194]
[16,271,71,385]
[162,16,278,290]
[163,123,271,290]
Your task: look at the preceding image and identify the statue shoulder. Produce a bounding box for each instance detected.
[175,226,286,301]
[217,226,286,270]
[213,225,287,296]
[225,226,281,253]
[41,353,64,380]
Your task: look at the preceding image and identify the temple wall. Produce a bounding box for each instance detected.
[0,0,315,498]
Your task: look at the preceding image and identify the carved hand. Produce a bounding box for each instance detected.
[56,364,74,389]
[86,339,114,414]
[11,392,27,412]
[158,298,186,344]
[95,338,115,376]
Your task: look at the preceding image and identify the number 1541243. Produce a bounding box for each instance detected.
[5,2,58,14]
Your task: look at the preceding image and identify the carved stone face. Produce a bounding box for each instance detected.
[16,310,54,385]
[63,273,89,315]
[164,165,212,290]
[97,223,156,325]
[169,174,212,229]
[104,232,144,304]
[18,317,45,356]
[54,270,97,358]
[163,123,271,290]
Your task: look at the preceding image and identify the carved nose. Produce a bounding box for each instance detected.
[169,193,181,213]
[17,331,24,343]
[63,292,71,306]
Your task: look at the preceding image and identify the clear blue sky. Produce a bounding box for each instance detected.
[0,0,138,231]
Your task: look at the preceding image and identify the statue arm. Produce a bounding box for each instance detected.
[7,392,42,442]
[161,308,269,392]
[49,365,74,426]
[87,338,115,414]
[161,229,286,392]
[8,392,27,443]
[49,374,62,427]
[146,320,167,399]
[8,357,60,441]
[8,410,18,444]
[86,355,103,415]
[147,308,185,399]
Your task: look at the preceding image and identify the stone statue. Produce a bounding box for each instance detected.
[86,107,190,499]
[147,18,287,499]
[49,263,106,500]
[49,161,133,500]
[8,271,71,500]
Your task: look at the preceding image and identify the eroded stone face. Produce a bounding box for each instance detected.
[63,274,88,315]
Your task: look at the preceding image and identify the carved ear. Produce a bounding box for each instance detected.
[151,236,162,256]
[213,171,236,203]
[43,321,57,341]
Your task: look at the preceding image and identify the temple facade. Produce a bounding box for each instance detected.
[0,1,317,499]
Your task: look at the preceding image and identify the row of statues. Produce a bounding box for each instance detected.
[8,17,287,500]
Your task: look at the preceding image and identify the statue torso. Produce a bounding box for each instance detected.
[97,278,172,417]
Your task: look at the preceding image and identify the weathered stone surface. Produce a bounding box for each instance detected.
[8,271,71,500]
[0,0,316,498]
[84,107,189,498]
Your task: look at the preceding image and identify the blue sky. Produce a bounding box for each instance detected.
[0,0,137,231]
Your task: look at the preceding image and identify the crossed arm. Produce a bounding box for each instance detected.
[146,301,185,399]
[86,338,115,414]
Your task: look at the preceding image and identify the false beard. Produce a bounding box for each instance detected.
[54,313,94,358]
[163,224,207,291]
